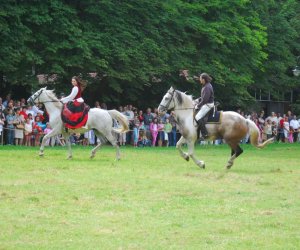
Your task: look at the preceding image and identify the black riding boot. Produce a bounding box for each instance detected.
[197,119,209,140]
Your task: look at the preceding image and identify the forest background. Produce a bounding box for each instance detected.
[0,0,299,111]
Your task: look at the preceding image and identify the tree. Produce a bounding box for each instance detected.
[251,0,300,106]
[0,0,298,111]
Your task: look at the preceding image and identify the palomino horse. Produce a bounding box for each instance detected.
[158,87,273,169]
[27,87,129,160]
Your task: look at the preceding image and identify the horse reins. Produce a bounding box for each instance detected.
[28,89,62,105]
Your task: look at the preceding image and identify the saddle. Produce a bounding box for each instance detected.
[61,101,90,129]
[194,102,222,124]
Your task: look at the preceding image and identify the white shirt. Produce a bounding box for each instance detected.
[61,86,84,104]
[127,110,134,120]
[269,116,279,125]
[26,110,35,117]
[26,105,43,117]
[290,119,300,130]
[25,123,33,133]
[32,105,44,115]
[283,121,290,131]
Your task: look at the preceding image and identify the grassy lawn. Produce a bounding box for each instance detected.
[0,143,299,249]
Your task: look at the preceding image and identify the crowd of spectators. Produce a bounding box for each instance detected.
[1,93,300,147]
[236,109,300,144]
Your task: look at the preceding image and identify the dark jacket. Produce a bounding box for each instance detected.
[198,82,214,108]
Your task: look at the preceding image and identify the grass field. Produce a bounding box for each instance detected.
[0,143,299,249]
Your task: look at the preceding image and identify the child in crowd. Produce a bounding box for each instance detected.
[163,118,172,147]
[138,130,150,147]
[157,119,164,147]
[150,117,159,146]
[263,119,273,141]
[43,123,53,146]
[133,116,140,147]
[24,118,32,146]
[271,121,277,138]
[27,113,34,125]
[32,121,43,146]
[288,127,294,143]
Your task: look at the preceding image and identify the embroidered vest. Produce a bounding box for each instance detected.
[75,85,82,100]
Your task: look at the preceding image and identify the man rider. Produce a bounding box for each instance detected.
[194,73,214,139]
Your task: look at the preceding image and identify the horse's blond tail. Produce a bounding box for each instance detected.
[247,119,274,148]
[108,109,129,134]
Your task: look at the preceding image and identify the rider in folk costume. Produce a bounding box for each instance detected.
[60,76,89,129]
[61,76,86,104]
[194,73,214,139]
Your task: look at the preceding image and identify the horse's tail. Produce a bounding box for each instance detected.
[108,109,129,134]
[247,119,274,148]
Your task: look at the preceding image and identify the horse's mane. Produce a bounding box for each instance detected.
[45,90,59,101]
[175,90,193,108]
[44,89,62,108]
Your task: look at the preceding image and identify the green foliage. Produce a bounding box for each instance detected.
[0,0,299,109]
[252,0,300,101]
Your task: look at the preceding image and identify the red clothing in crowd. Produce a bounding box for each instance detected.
[138,115,144,123]
[36,113,45,122]
[32,123,43,134]
[20,110,28,120]
[279,118,284,128]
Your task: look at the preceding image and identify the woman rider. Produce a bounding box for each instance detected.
[60,76,89,128]
[61,76,87,104]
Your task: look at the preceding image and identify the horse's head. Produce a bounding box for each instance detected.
[158,86,176,114]
[27,87,47,106]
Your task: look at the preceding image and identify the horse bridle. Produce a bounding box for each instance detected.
[158,88,176,112]
[27,89,44,106]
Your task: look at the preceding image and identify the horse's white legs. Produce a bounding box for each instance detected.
[187,141,205,169]
[91,131,120,160]
[176,136,189,161]
[39,129,61,156]
[62,132,72,159]
[90,141,102,159]
[89,131,103,159]
[176,136,205,169]
[106,133,121,161]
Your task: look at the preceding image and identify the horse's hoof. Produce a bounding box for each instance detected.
[226,164,232,169]
[39,153,44,157]
[67,156,72,160]
[184,154,189,161]
[197,161,205,169]
[90,155,95,159]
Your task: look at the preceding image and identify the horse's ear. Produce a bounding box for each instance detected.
[170,86,174,91]
[45,86,47,90]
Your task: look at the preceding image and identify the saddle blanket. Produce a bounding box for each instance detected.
[206,109,222,124]
[61,101,90,129]
[194,109,222,124]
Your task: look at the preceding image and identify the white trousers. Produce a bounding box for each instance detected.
[195,103,214,121]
